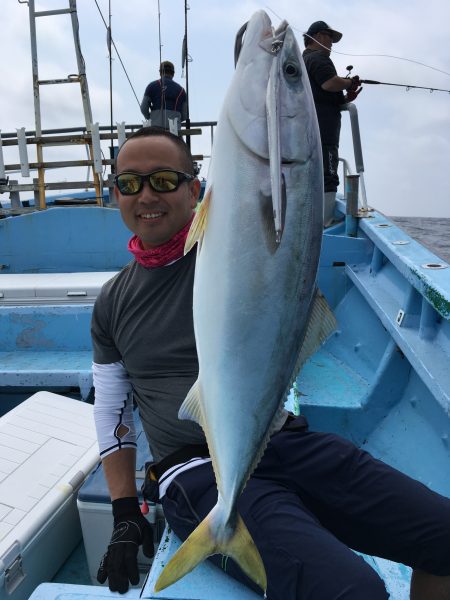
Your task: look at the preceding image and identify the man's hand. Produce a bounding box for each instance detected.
[346,87,362,102]
[346,76,362,102]
[97,497,154,594]
[348,75,361,91]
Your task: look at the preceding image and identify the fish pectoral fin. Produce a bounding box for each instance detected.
[178,380,203,426]
[185,187,212,254]
[154,510,267,594]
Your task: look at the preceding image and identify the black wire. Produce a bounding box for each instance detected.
[265,5,450,79]
[93,0,141,108]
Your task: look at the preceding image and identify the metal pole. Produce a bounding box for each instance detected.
[184,0,191,148]
[108,0,114,171]
[341,103,368,210]
[345,174,359,237]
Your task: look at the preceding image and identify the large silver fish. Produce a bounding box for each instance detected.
[155,9,335,593]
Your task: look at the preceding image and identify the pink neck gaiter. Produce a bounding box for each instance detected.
[127,214,195,268]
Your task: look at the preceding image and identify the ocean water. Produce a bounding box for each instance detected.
[389,217,450,264]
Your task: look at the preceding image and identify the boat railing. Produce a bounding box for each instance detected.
[0,121,217,214]
[2,104,365,216]
[340,103,369,212]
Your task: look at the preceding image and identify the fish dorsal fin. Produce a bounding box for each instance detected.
[185,187,212,254]
[290,290,337,388]
[178,380,204,427]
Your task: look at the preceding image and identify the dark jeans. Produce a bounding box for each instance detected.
[162,421,450,600]
[322,143,340,193]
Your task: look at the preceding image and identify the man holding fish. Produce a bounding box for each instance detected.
[91,10,450,600]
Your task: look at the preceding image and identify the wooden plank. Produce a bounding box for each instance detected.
[0,122,216,139]
[3,155,203,174]
[180,128,202,136]
[4,160,95,170]
[1,135,91,147]
[0,181,98,193]
[2,128,203,147]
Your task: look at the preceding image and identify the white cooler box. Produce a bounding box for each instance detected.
[0,391,100,600]
[77,414,165,586]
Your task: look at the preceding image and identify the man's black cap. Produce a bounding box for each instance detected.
[306,21,342,43]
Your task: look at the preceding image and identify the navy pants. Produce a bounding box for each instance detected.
[162,422,450,600]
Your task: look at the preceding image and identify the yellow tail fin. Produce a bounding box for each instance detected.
[154,509,267,593]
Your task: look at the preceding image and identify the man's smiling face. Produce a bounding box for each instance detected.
[115,135,199,248]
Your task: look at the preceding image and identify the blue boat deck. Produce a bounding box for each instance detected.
[297,347,368,408]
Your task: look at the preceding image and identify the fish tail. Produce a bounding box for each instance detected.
[224,512,267,590]
[154,507,267,593]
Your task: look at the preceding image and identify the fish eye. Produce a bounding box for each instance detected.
[284,61,300,79]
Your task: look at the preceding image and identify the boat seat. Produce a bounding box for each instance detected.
[29,582,141,598]
[0,272,117,306]
[0,350,93,400]
[0,304,95,400]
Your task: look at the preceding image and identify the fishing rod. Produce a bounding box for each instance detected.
[361,79,450,94]
[157,0,162,67]
[183,0,191,149]
[107,0,114,167]
[346,66,450,94]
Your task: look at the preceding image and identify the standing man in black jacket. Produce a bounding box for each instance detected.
[303,21,362,226]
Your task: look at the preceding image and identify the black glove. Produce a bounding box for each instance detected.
[97,496,154,594]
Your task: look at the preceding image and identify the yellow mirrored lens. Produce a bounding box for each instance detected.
[118,174,141,194]
[149,170,178,191]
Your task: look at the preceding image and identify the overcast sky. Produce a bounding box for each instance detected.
[1,0,450,217]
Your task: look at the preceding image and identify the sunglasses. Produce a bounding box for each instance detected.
[115,169,195,195]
